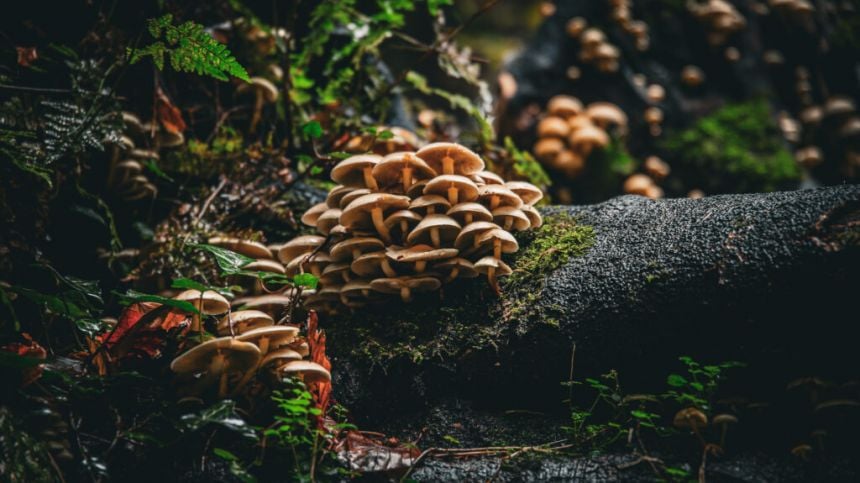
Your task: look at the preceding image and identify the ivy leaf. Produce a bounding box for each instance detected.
[190,243,254,274]
[667,374,687,387]
[377,129,394,140]
[181,400,258,440]
[293,273,319,290]
[302,121,323,140]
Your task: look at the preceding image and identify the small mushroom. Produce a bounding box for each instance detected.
[790,443,813,460]
[237,77,279,133]
[277,360,331,383]
[505,181,543,206]
[407,214,461,248]
[285,252,332,278]
[208,237,271,260]
[384,209,423,242]
[472,228,519,259]
[316,208,343,235]
[410,195,452,215]
[232,294,296,318]
[329,237,386,261]
[416,142,485,176]
[569,124,610,156]
[492,207,531,231]
[474,171,505,185]
[474,256,512,293]
[341,193,410,243]
[520,205,543,228]
[534,137,566,162]
[681,65,705,87]
[277,235,326,264]
[643,156,671,180]
[320,262,352,285]
[351,251,398,278]
[537,116,571,138]
[326,185,355,208]
[623,174,655,196]
[370,275,441,302]
[388,245,458,273]
[301,203,329,227]
[372,151,436,192]
[217,310,273,336]
[340,279,374,307]
[434,257,479,282]
[447,202,493,225]
[331,154,382,190]
[673,407,708,446]
[476,185,523,210]
[423,175,480,205]
[174,289,231,333]
[547,95,584,117]
[566,17,587,37]
[712,414,738,448]
[170,337,261,398]
[236,326,300,355]
[454,221,500,252]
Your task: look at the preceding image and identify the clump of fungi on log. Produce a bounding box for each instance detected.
[276,142,544,312]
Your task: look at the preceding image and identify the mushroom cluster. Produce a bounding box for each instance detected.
[791,96,860,177]
[275,142,543,311]
[622,155,670,199]
[342,127,421,155]
[606,0,650,51]
[532,95,626,178]
[168,288,327,399]
[569,26,621,74]
[688,0,746,46]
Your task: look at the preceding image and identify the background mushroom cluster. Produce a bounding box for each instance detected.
[274,142,544,312]
[168,288,328,400]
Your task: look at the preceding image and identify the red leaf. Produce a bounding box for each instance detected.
[16,47,37,67]
[306,310,332,425]
[97,302,189,363]
[1,333,46,387]
[155,88,186,134]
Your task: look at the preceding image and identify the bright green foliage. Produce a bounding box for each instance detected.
[406,71,494,144]
[129,14,249,82]
[507,214,595,288]
[661,99,799,193]
[503,137,552,195]
[664,356,745,412]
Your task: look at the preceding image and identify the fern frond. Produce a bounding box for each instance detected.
[129,14,249,82]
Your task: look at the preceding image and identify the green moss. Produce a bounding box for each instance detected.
[572,139,637,203]
[506,214,596,287]
[661,98,800,193]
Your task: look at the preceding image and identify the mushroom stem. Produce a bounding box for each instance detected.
[259,337,270,355]
[400,219,409,236]
[503,217,513,231]
[352,248,361,260]
[487,266,499,293]
[719,426,728,448]
[427,206,437,215]
[371,207,392,243]
[400,286,413,302]
[415,261,427,273]
[342,272,351,283]
[465,213,474,224]
[442,155,455,175]
[687,417,708,447]
[363,167,378,190]
[250,92,264,133]
[490,195,500,210]
[381,259,397,278]
[402,167,413,192]
[447,186,460,205]
[430,228,441,248]
[493,238,502,259]
[445,267,460,283]
[310,264,321,278]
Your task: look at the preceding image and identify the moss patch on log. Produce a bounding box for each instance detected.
[326,214,595,368]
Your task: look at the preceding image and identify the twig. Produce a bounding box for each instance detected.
[196,177,228,222]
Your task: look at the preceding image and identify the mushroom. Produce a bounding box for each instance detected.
[547,95,583,117]
[712,414,738,448]
[647,84,665,104]
[385,209,423,242]
[534,137,566,162]
[243,259,286,275]
[795,146,823,168]
[236,326,300,355]
[388,245,458,273]
[370,275,441,302]
[232,294,296,317]
[476,185,523,210]
[326,185,355,208]
[208,237,272,260]
[434,257,479,282]
[157,130,184,149]
[447,202,493,225]
[329,237,385,261]
[790,443,813,460]
[474,171,505,185]
[260,347,303,371]
[643,156,671,180]
[301,203,329,227]
[285,251,332,278]
[320,262,352,285]
[569,124,610,156]
[409,195,451,215]
[624,174,655,196]
[170,337,261,398]
[277,360,331,383]
[474,256,512,293]
[341,193,410,243]
[406,214,461,248]
[277,235,325,264]
[566,17,587,37]
[492,207,531,231]
[505,181,543,206]
[472,228,519,259]
[521,205,544,228]
[681,65,705,87]
[331,154,382,190]
[174,289,231,334]
[351,251,398,278]
[416,142,485,176]
[316,208,343,235]
[673,407,709,446]
[537,117,571,138]
[423,175,479,205]
[237,77,279,133]
[340,279,374,307]
[454,221,500,252]
[217,310,273,336]
[372,151,436,192]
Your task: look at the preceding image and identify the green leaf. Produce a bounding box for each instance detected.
[115,289,198,314]
[302,121,323,139]
[181,400,258,440]
[75,318,109,338]
[190,243,254,274]
[667,374,687,387]
[212,448,238,461]
[377,129,394,140]
[292,273,319,289]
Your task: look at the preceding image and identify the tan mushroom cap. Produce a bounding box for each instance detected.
[580,28,606,48]
[285,252,332,277]
[232,294,296,315]
[537,116,571,138]
[385,210,423,241]
[277,235,325,263]
[434,257,479,282]
[260,348,303,368]
[388,245,458,272]
[406,214,462,248]
[492,207,531,231]
[207,237,272,259]
[238,77,279,102]
[331,154,382,189]
[217,310,274,335]
[351,251,398,278]
[406,180,429,198]
[410,195,452,215]
[447,202,493,225]
[174,289,231,315]
[624,174,654,195]
[569,124,610,155]
[643,156,671,180]
[547,95,584,117]
[320,262,352,285]
[315,208,342,235]
[474,171,505,185]
[243,259,286,275]
[317,284,343,301]
[278,360,331,383]
[795,146,823,168]
[326,185,354,208]
[505,181,543,206]
[454,221,501,251]
[423,174,480,205]
[122,111,144,135]
[533,137,566,162]
[301,202,329,227]
[117,135,135,151]
[130,149,160,161]
[673,407,708,430]
[372,151,437,191]
[170,337,261,375]
[370,275,442,302]
[340,279,374,306]
[288,339,310,357]
[586,103,628,130]
[237,326,300,354]
[476,185,524,210]
[521,205,544,228]
[330,237,385,261]
[158,130,185,148]
[473,228,519,258]
[341,193,410,243]
[416,142,485,176]
[824,97,856,118]
[474,256,513,277]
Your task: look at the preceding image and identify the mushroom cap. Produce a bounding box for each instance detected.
[594,43,620,60]
[122,111,144,134]
[454,221,501,250]
[406,180,429,198]
[341,193,411,230]
[505,181,543,206]
[236,326,300,350]
[301,202,329,227]
[330,237,385,261]
[423,175,480,202]
[278,360,331,383]
[434,257,479,278]
[537,116,571,138]
[341,279,373,296]
[372,152,437,188]
[580,28,605,47]
[207,237,271,259]
[569,125,610,151]
[547,95,584,117]
[839,117,860,138]
[475,228,519,255]
[320,262,351,284]
[170,337,261,375]
[243,259,286,275]
[385,210,423,238]
[823,96,856,118]
[158,130,185,148]
[232,294,296,314]
[217,310,274,335]
[260,348,303,367]
[643,156,671,180]
[331,154,383,188]
[586,102,628,130]
[117,135,135,151]
[388,245,458,264]
[712,414,739,425]
[474,256,513,276]
[473,171,505,185]
[115,160,143,175]
[373,127,421,153]
[673,407,708,429]
[174,290,231,315]
[644,184,664,200]
[317,284,343,301]
[326,185,354,208]
[521,205,544,228]
[492,207,531,231]
[239,77,279,102]
[130,149,160,161]
[316,208,343,235]
[285,252,332,276]
[370,275,441,295]
[476,185,524,209]
[795,146,823,168]
[416,142,485,175]
[533,137,566,161]
[351,251,393,277]
[406,214,462,246]
[278,235,325,263]
[410,195,452,215]
[624,174,654,195]
[447,202,493,224]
